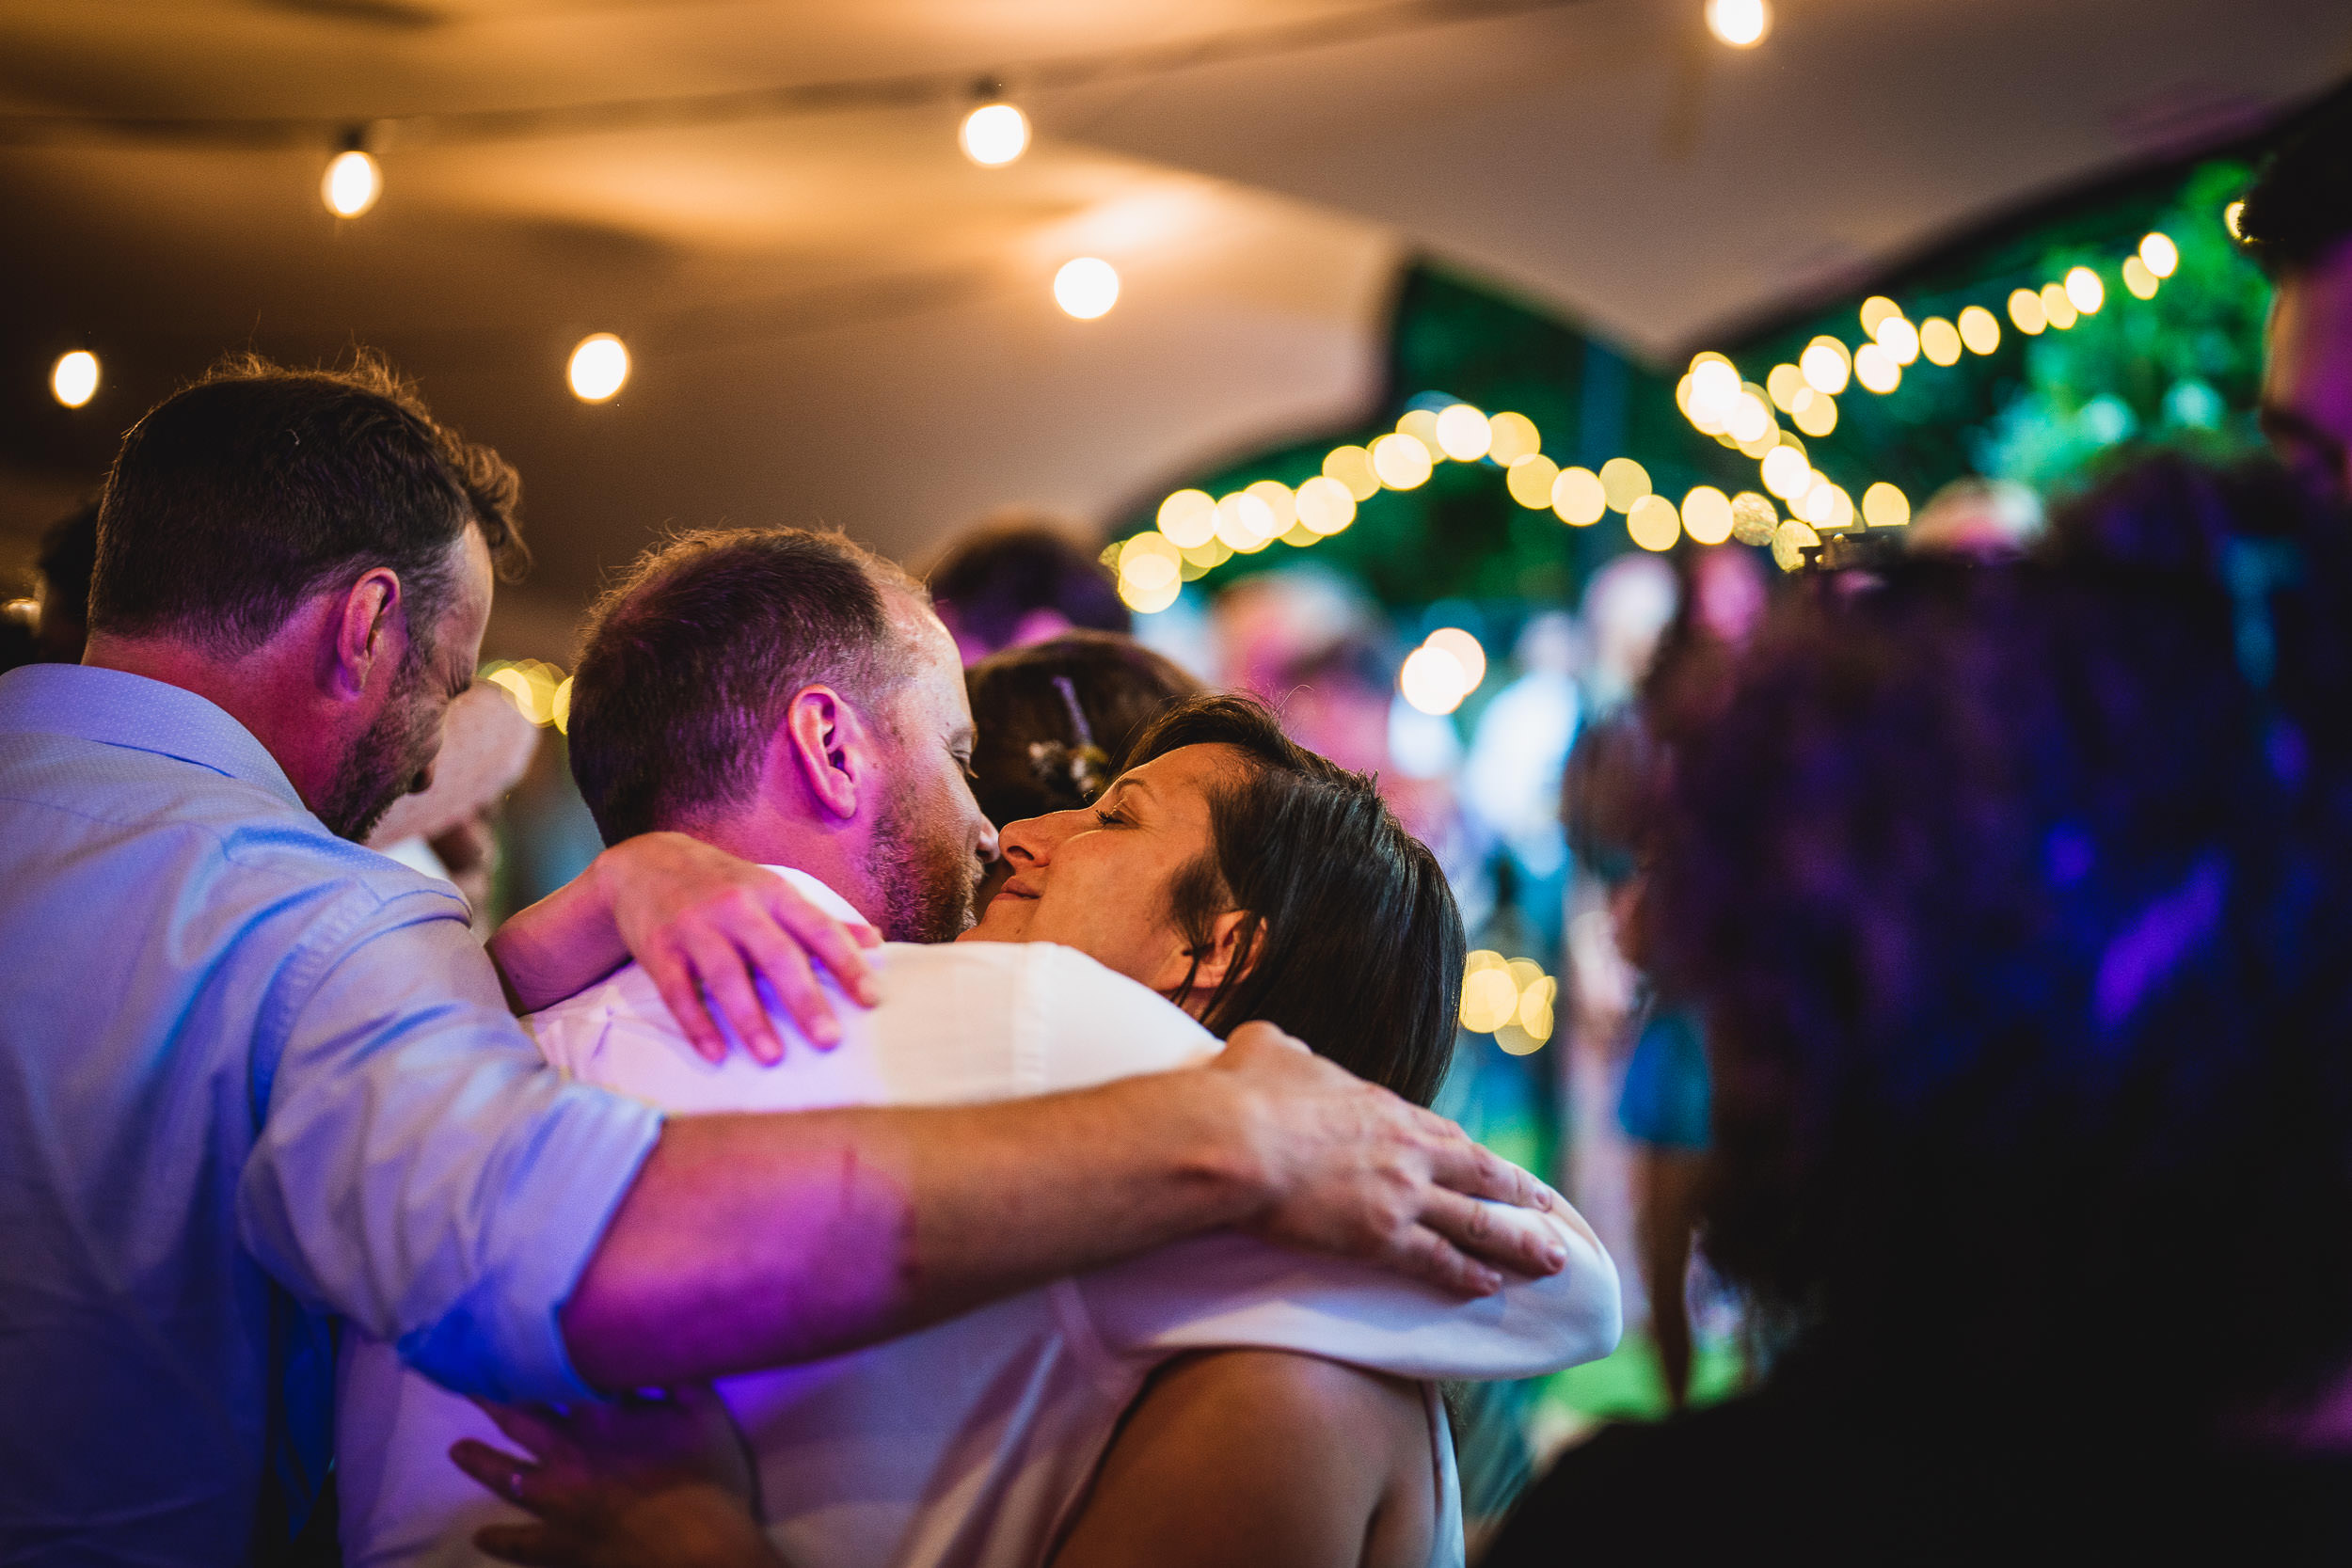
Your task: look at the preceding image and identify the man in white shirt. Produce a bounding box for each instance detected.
[338,528,1618,1568]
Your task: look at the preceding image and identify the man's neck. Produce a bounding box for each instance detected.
[687,808,883,929]
[83,631,339,811]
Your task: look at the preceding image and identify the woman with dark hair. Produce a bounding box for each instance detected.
[440,692,1617,1568]
[1486,457,2352,1563]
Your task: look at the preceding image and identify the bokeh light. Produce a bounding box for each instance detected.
[1766,362,1810,414]
[2040,281,2078,330]
[1400,643,1470,715]
[959,102,1030,166]
[2009,287,2048,335]
[1729,491,1778,546]
[1055,258,1120,318]
[1506,454,1560,509]
[1791,390,1838,436]
[1800,337,1851,395]
[1681,485,1734,546]
[1705,0,1771,47]
[2140,230,2179,277]
[1434,404,1492,461]
[567,334,629,402]
[1875,314,1920,366]
[1852,342,1900,394]
[2122,256,2159,299]
[1324,445,1380,501]
[1770,518,1820,573]
[1958,304,2002,354]
[1425,626,1487,693]
[1246,479,1297,536]
[1397,407,1444,460]
[1295,476,1357,535]
[50,350,98,408]
[1862,481,1911,528]
[1760,443,1810,499]
[1552,467,1607,526]
[1599,456,1652,514]
[2064,265,2105,315]
[1486,411,1541,465]
[1371,433,1434,489]
[2223,199,2245,241]
[322,150,381,217]
[1859,295,1901,337]
[1157,489,1216,547]
[1919,317,1962,366]
[1628,493,1680,552]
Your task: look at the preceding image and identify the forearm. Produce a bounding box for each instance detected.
[487,850,629,1013]
[561,1069,1269,1389]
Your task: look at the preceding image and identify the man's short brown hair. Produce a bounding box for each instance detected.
[568,528,924,843]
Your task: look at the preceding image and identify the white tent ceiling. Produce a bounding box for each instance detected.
[2,0,2345,651]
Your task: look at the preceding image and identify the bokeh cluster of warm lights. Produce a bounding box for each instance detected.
[1399,626,1488,716]
[484,659,572,733]
[1461,950,1557,1054]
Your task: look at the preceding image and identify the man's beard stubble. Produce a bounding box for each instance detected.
[868,772,981,944]
[318,664,443,843]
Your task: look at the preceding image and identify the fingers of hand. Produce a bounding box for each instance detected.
[732,919,839,1052]
[1422,1117,1540,1208]
[1420,1188,1566,1277]
[451,1438,551,1514]
[640,947,727,1065]
[1389,1223,1504,1299]
[679,933,785,1064]
[770,886,882,1006]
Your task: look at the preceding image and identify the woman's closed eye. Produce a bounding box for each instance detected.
[1093,805,1131,829]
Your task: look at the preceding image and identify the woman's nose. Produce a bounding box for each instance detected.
[1001,806,1086,866]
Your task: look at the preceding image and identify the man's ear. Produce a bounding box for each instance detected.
[327,567,403,702]
[777,686,875,822]
[1184,911,1262,995]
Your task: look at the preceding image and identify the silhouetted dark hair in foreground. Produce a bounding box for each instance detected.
[2236,82,2352,278]
[1661,455,2352,1433]
[88,353,525,657]
[963,631,1200,829]
[927,515,1127,657]
[1126,694,1463,1109]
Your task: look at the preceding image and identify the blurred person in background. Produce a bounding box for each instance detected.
[926,511,1129,665]
[1903,477,2046,559]
[2241,84,2352,505]
[963,629,1200,906]
[34,500,99,662]
[1489,457,2352,1562]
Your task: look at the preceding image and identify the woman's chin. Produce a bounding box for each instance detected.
[958,895,1035,943]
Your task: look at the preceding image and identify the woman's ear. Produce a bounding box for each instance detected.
[1183,910,1262,996]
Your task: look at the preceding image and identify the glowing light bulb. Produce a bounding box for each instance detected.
[1875,314,1920,366]
[567,334,629,402]
[1424,627,1487,693]
[1760,443,1810,499]
[1859,295,1901,337]
[1705,0,1771,48]
[1958,305,2002,355]
[2009,288,2047,335]
[1800,338,1851,395]
[1792,390,1838,436]
[2140,231,2179,278]
[1852,342,1900,394]
[1324,445,1380,501]
[2040,281,2077,331]
[1157,489,1217,548]
[2065,265,2105,315]
[1688,359,1740,423]
[1486,412,1541,465]
[50,350,98,408]
[1681,485,1735,546]
[1506,454,1560,509]
[1399,644,1470,715]
[1434,404,1492,461]
[1370,433,1433,490]
[322,150,381,217]
[2122,256,2159,299]
[1920,318,1962,366]
[960,103,1030,166]
[1552,467,1607,526]
[1054,258,1120,319]
[1295,476,1358,535]
[1628,494,1681,552]
[1766,363,1810,414]
[1598,456,1652,514]
[1862,482,1911,529]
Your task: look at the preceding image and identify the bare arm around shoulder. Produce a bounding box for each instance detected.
[1051,1350,1438,1568]
[560,1024,1562,1390]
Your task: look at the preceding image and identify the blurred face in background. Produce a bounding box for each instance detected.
[2264,241,2352,505]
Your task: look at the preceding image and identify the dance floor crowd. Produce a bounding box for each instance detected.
[6,92,2352,1568]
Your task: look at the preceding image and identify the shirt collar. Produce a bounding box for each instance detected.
[0,663,307,814]
[760,864,874,930]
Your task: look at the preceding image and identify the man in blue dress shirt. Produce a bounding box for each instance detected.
[0,356,1559,1567]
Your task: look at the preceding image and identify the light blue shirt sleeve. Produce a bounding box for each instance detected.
[236,884,664,1403]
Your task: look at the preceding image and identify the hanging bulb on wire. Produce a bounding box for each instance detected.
[322,130,381,218]
[959,82,1029,166]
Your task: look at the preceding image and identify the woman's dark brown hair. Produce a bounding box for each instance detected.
[963,631,1200,830]
[1124,694,1465,1108]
